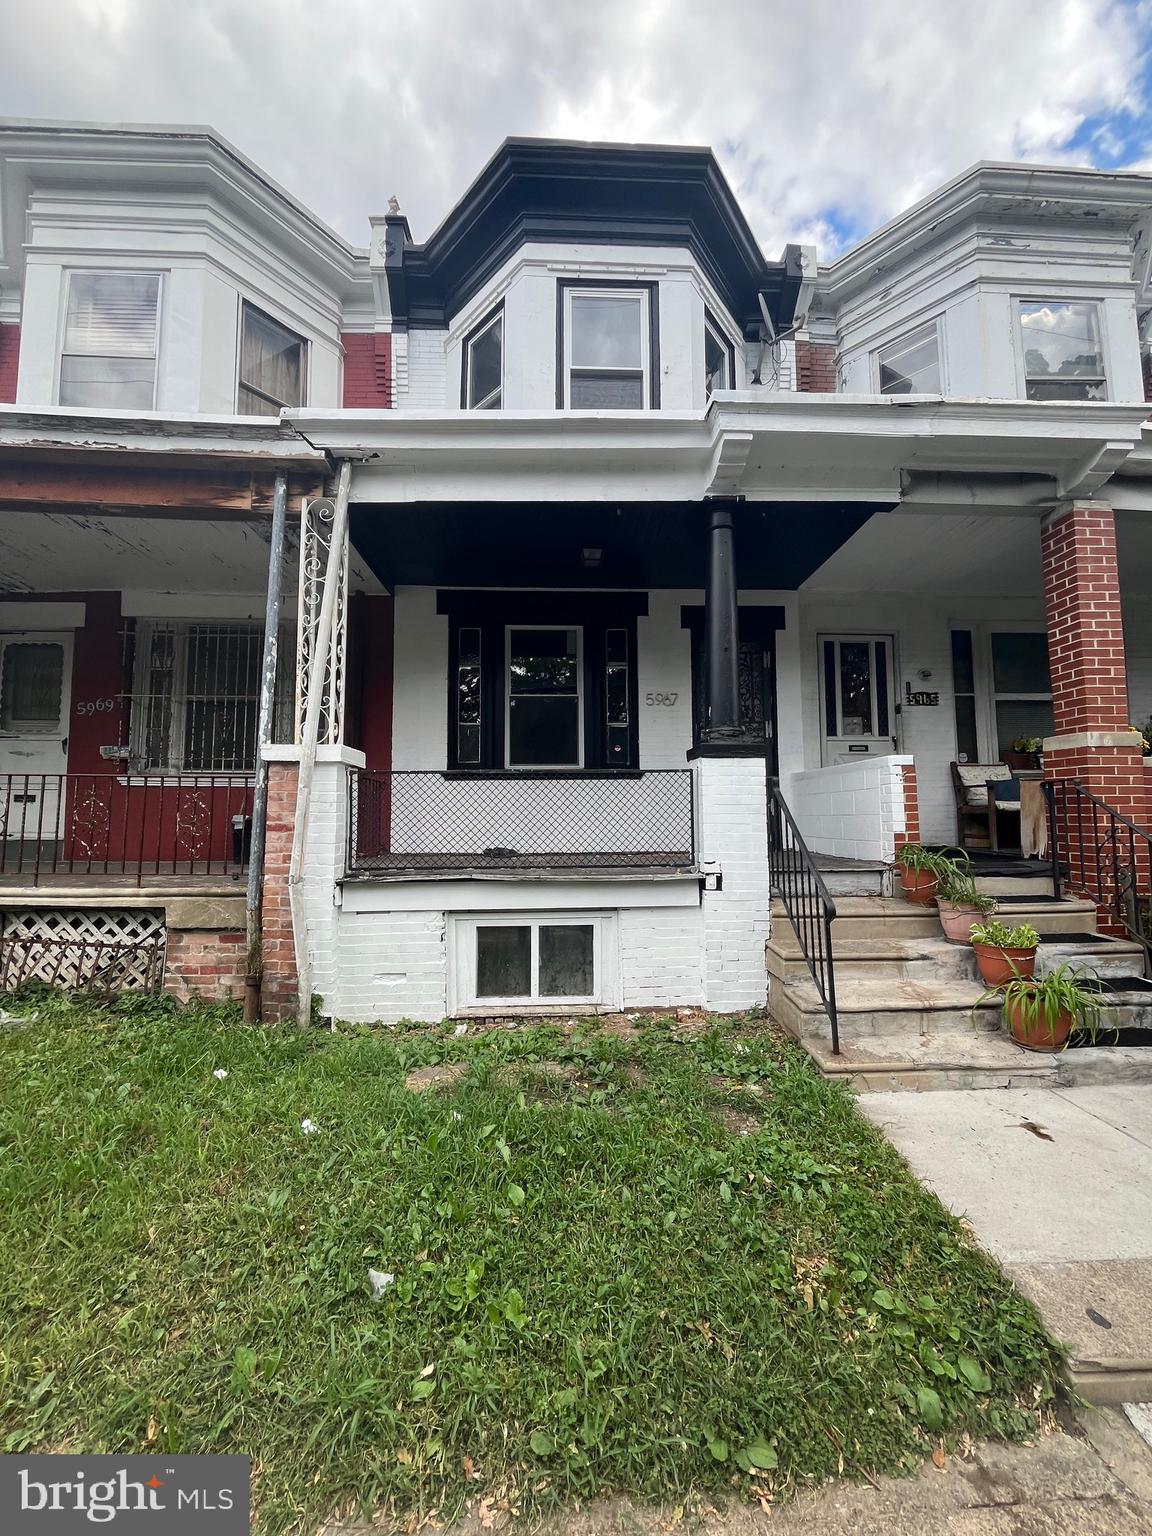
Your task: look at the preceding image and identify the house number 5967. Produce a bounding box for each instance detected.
[645,692,678,706]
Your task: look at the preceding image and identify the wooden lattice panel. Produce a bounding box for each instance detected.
[0,908,166,992]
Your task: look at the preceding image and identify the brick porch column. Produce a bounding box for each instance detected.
[1041,500,1146,922]
[259,758,300,1020]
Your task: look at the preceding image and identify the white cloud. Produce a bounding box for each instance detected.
[0,0,1148,260]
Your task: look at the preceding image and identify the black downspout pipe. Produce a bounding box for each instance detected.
[703,501,741,740]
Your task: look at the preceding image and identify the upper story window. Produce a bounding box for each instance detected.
[462,304,503,409]
[876,320,942,394]
[560,283,658,409]
[238,302,306,415]
[704,310,736,396]
[59,271,160,410]
[1018,300,1106,400]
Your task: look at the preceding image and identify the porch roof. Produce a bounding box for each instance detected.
[289,394,1152,507]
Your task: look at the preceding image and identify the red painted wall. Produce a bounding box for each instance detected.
[357,594,395,771]
[342,332,393,407]
[0,324,18,403]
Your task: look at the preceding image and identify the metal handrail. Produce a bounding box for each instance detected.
[767,786,840,1053]
[1043,777,1151,969]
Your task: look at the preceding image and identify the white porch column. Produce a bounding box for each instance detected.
[296,491,350,745]
[693,752,770,1013]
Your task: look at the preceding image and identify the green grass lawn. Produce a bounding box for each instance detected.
[0,994,1062,1533]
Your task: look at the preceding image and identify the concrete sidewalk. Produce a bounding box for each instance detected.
[859,1083,1152,1403]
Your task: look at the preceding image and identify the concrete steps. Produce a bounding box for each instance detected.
[768,885,1152,1090]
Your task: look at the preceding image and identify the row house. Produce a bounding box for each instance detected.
[2,121,1152,1046]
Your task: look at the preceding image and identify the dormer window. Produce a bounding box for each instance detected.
[876,321,942,394]
[462,304,503,409]
[704,311,735,396]
[1018,300,1106,400]
[238,302,306,416]
[560,282,658,409]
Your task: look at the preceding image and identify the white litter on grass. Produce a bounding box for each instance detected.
[213,1068,229,1080]
[300,1118,319,1135]
[1123,1403,1152,1451]
[451,1111,463,1122]
[454,1023,468,1037]
[368,1268,396,1298]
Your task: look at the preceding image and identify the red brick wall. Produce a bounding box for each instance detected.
[1041,503,1130,736]
[260,760,300,1019]
[0,324,18,402]
[892,762,921,849]
[164,928,246,1003]
[342,332,393,407]
[794,339,837,393]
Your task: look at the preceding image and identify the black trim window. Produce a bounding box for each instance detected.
[559,282,659,409]
[462,304,503,409]
[238,302,306,415]
[456,627,482,764]
[704,309,735,396]
[443,593,644,771]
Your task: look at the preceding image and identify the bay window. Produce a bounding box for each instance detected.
[560,282,658,409]
[1018,300,1106,400]
[238,302,306,415]
[876,320,942,394]
[704,310,735,395]
[59,271,160,410]
[462,304,503,409]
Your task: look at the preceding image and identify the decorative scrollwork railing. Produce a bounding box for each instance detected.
[1043,777,1151,968]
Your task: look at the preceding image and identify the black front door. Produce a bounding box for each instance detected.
[689,630,778,772]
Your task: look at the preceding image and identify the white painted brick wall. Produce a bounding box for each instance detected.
[404,329,448,407]
[618,906,703,1007]
[787,754,912,861]
[695,755,769,1013]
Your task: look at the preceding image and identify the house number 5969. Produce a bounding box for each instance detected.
[645,692,678,706]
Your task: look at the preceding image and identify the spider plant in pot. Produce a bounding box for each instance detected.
[894,843,947,904]
[968,918,1040,986]
[981,963,1111,1053]
[935,861,997,944]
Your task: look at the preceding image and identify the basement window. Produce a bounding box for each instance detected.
[462,305,503,409]
[1018,299,1106,400]
[59,271,161,410]
[453,913,612,1009]
[876,321,942,394]
[238,302,306,415]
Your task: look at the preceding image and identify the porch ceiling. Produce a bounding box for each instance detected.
[0,509,382,596]
[349,500,890,590]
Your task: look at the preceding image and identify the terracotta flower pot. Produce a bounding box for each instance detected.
[899,866,938,904]
[972,942,1037,987]
[937,900,985,944]
[1005,991,1073,1053]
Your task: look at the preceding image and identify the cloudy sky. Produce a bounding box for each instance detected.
[2,0,1151,259]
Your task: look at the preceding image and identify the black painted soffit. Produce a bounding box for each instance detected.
[385,138,804,337]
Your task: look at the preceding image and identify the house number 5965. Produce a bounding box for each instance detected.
[645,692,678,706]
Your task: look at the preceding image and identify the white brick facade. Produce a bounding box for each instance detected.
[787,753,912,862]
[694,754,770,1013]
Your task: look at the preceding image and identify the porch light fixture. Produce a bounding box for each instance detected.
[581,547,603,569]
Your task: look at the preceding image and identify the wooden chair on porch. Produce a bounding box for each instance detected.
[951,762,1020,851]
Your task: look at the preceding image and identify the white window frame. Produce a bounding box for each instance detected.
[818,633,895,743]
[58,268,163,411]
[236,299,308,415]
[450,911,617,1013]
[504,624,584,770]
[704,309,737,396]
[872,317,944,395]
[563,286,651,409]
[462,305,503,410]
[1013,297,1108,402]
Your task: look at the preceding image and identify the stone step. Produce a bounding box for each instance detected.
[791,1022,1058,1092]
[773,893,1102,939]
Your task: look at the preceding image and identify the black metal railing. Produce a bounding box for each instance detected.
[767,785,840,1052]
[0,773,253,884]
[1043,777,1152,966]
[348,768,695,874]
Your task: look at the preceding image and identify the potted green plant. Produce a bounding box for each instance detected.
[1003,735,1043,771]
[894,843,948,904]
[968,918,1040,986]
[982,963,1111,1053]
[935,860,997,944]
